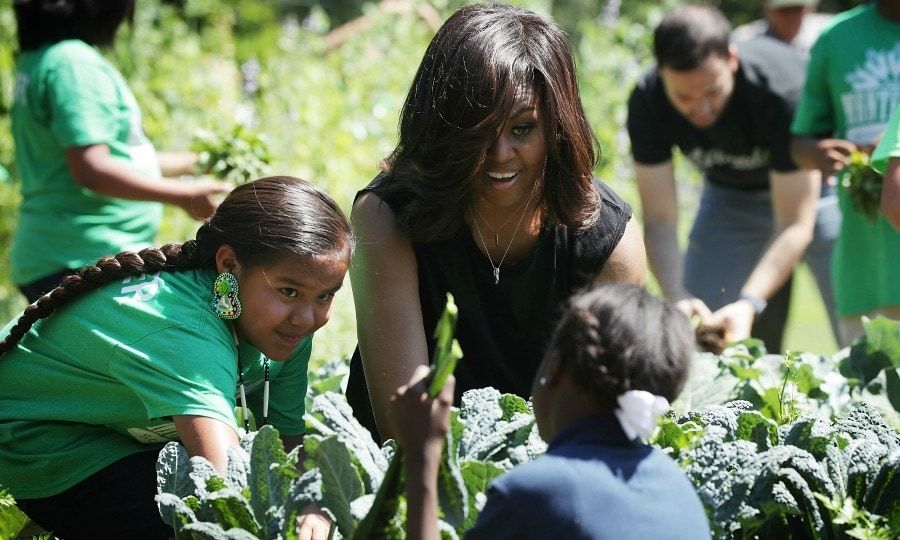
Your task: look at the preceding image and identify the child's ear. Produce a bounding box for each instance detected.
[214,244,241,274]
[543,353,565,388]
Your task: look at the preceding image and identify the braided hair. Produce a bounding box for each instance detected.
[0,176,352,355]
[550,283,694,413]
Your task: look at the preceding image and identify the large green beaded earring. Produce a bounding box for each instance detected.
[212,272,241,319]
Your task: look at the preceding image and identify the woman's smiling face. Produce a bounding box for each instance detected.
[475,85,547,209]
[218,246,349,361]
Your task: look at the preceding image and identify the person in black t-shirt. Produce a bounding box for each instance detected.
[627,4,838,352]
[348,3,645,441]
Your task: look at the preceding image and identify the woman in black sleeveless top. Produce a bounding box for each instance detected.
[348,3,646,441]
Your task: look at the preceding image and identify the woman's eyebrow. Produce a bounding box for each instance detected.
[510,105,536,118]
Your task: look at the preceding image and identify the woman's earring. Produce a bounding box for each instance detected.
[212,272,241,319]
[539,376,548,387]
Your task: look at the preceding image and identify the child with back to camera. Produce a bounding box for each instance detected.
[0,176,346,539]
[390,283,711,539]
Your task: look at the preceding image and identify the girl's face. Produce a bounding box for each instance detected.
[475,86,547,209]
[232,252,349,361]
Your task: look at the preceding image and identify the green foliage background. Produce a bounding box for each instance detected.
[0,0,860,363]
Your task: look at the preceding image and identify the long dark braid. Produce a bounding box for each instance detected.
[0,236,216,355]
[0,175,352,357]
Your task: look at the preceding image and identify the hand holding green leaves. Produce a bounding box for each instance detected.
[841,151,884,223]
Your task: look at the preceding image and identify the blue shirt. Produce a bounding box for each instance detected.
[465,416,711,539]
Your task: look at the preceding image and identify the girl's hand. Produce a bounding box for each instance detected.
[296,502,332,540]
[813,138,857,176]
[389,365,455,457]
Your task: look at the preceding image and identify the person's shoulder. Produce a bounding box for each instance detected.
[819,4,873,36]
[492,452,599,496]
[588,178,632,226]
[593,179,627,208]
[736,37,806,102]
[630,66,662,97]
[37,39,117,88]
[627,68,668,127]
[353,172,406,215]
[109,268,221,330]
[41,39,105,68]
[731,19,767,43]
[736,36,805,76]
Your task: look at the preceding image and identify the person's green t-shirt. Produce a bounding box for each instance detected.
[871,104,900,174]
[10,39,163,285]
[790,4,900,317]
[0,268,311,499]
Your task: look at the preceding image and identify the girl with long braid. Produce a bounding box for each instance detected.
[0,176,349,539]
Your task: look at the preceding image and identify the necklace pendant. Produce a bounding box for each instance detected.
[493,267,500,285]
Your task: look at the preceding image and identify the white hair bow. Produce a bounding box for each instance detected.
[614,390,670,440]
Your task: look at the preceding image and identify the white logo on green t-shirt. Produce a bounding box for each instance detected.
[842,43,900,144]
[126,423,179,444]
[121,272,162,302]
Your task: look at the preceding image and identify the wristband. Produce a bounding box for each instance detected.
[739,293,767,315]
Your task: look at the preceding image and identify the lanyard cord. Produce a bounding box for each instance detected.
[232,325,269,431]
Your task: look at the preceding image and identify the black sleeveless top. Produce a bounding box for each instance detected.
[346,177,632,439]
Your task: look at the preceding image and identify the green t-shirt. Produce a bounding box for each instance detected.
[790,5,900,317]
[10,40,163,285]
[871,104,900,174]
[0,268,311,499]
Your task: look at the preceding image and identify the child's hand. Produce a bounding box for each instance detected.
[295,502,332,540]
[176,179,232,220]
[812,138,857,176]
[389,365,455,457]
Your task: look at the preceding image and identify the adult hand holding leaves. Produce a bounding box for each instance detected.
[841,151,884,223]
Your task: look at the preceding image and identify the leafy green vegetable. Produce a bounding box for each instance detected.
[428,293,461,398]
[0,487,28,540]
[841,151,884,223]
[192,125,272,185]
[840,316,900,412]
[354,293,463,538]
[681,402,899,538]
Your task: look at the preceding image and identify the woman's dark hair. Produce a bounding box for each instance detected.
[549,284,694,412]
[0,176,352,355]
[14,0,135,51]
[379,2,599,242]
[653,4,731,71]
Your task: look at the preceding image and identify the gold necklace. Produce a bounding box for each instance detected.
[470,178,540,285]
